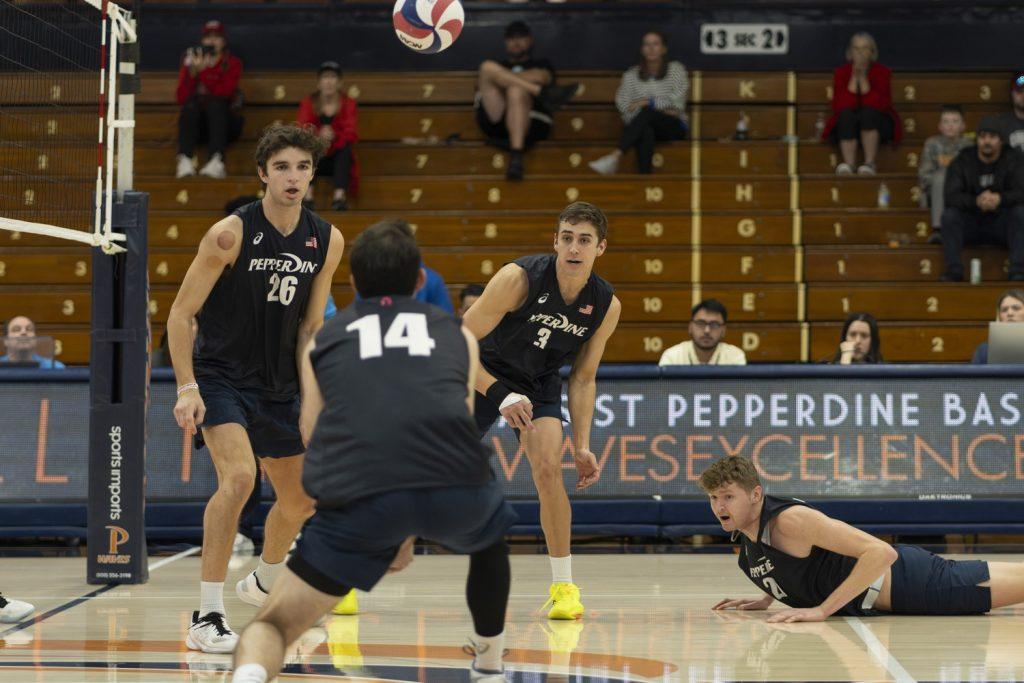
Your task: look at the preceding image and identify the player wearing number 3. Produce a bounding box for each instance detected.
[462,202,621,620]
[168,125,345,653]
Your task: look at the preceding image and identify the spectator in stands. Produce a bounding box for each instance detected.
[458,283,484,318]
[297,61,359,211]
[658,299,746,366]
[588,31,689,176]
[970,289,1024,363]
[919,105,972,244]
[175,20,244,180]
[822,32,901,175]
[940,117,1024,282]
[475,21,580,180]
[830,312,883,365]
[996,73,1024,152]
[1,316,65,369]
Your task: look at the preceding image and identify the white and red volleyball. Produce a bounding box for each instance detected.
[392,0,464,54]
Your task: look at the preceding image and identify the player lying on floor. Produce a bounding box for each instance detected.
[702,456,1024,622]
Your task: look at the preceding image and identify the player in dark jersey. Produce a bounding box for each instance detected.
[462,201,622,620]
[702,456,1024,621]
[168,125,344,653]
[229,220,515,683]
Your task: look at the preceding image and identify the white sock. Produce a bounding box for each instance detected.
[199,581,225,617]
[255,558,283,591]
[471,632,504,672]
[550,555,572,584]
[231,663,268,683]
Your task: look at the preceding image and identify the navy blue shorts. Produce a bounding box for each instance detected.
[890,544,991,615]
[474,391,564,439]
[194,373,303,459]
[287,481,517,595]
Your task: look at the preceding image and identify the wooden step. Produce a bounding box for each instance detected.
[799,177,920,209]
[804,247,1008,283]
[795,72,1007,105]
[809,322,987,363]
[795,104,999,141]
[806,284,1010,321]
[801,210,930,245]
[610,323,802,363]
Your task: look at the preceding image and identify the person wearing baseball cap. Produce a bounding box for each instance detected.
[175,19,244,180]
[992,72,1024,154]
[939,115,1024,282]
[474,21,580,181]
[296,60,360,212]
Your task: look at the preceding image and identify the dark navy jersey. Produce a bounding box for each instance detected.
[193,201,332,397]
[737,496,878,616]
[304,296,493,508]
[478,254,614,401]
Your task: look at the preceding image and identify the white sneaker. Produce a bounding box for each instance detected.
[176,154,197,178]
[184,651,231,682]
[465,640,505,682]
[835,162,854,175]
[0,595,34,623]
[235,571,270,608]
[233,533,255,557]
[857,162,877,175]
[186,610,238,654]
[588,153,619,175]
[199,153,226,179]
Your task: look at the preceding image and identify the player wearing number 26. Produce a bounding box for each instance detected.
[168,124,344,653]
[462,202,621,620]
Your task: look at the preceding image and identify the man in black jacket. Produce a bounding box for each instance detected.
[940,117,1024,282]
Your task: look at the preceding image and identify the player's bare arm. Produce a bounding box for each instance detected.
[461,327,481,415]
[298,338,324,447]
[168,216,243,435]
[461,263,534,430]
[566,295,621,490]
[766,506,898,623]
[295,226,345,389]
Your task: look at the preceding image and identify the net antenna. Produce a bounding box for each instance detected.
[0,0,138,255]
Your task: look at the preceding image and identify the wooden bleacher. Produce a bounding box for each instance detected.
[1,69,1014,365]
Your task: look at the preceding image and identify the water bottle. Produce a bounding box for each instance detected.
[734,111,749,141]
[877,183,890,209]
[970,258,982,284]
[814,112,826,139]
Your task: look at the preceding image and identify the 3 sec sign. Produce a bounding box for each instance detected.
[701,24,789,55]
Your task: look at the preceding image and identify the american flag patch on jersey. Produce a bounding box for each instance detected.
[306,236,318,248]
[578,304,593,314]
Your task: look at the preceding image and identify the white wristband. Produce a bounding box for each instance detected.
[499,393,530,411]
[177,382,199,396]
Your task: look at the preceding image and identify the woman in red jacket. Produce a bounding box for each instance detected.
[297,61,359,211]
[821,32,902,175]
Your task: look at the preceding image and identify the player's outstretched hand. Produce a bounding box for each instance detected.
[499,395,534,431]
[387,536,416,574]
[712,594,774,611]
[174,391,206,437]
[765,606,827,623]
[574,448,602,489]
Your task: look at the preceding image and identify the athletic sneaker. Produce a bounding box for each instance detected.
[835,162,854,175]
[464,640,505,682]
[186,610,239,654]
[588,153,619,175]
[176,154,197,179]
[199,153,227,179]
[857,162,877,175]
[331,588,359,615]
[0,594,34,623]
[235,570,270,607]
[542,582,584,620]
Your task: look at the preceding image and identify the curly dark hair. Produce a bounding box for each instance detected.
[254,124,326,172]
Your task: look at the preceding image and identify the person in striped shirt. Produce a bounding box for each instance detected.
[589,31,689,175]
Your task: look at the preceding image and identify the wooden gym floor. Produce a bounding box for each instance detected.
[1,551,1022,682]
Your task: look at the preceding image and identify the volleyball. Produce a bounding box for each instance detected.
[392,0,464,54]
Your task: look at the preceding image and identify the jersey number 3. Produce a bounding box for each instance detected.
[347,313,436,359]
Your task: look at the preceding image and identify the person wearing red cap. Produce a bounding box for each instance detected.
[296,61,359,211]
[175,20,244,179]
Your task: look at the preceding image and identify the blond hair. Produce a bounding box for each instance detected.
[699,456,762,493]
